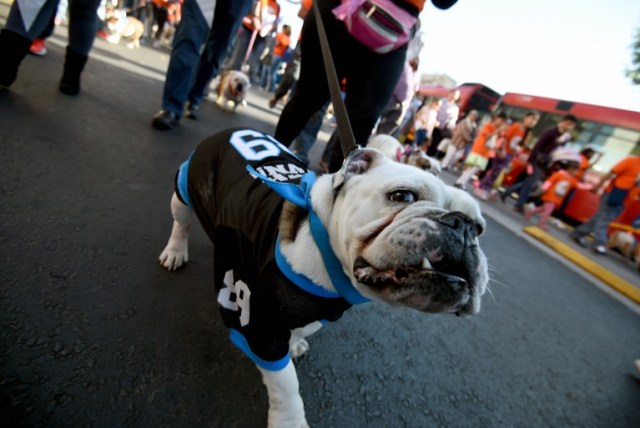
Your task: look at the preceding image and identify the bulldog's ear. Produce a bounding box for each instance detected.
[332,148,381,191]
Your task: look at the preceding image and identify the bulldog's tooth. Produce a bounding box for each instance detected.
[422,257,432,269]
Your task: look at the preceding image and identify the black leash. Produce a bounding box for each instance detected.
[312,0,358,158]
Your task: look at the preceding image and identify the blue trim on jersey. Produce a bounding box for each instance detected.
[247,166,369,305]
[229,329,291,371]
[275,235,341,299]
[177,152,194,208]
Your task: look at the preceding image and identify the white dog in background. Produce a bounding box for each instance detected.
[368,134,442,176]
[214,70,251,112]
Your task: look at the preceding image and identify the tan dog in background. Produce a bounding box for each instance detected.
[215,70,251,111]
[607,230,640,269]
[105,12,145,49]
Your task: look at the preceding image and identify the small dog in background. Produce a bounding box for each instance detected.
[607,230,640,270]
[368,134,442,176]
[104,9,145,49]
[214,70,251,112]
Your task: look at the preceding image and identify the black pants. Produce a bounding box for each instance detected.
[274,0,407,169]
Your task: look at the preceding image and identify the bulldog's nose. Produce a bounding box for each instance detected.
[437,212,477,240]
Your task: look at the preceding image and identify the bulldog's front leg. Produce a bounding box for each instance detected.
[259,361,309,428]
[159,192,191,270]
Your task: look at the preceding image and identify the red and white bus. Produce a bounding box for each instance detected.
[496,92,640,224]
[418,82,501,116]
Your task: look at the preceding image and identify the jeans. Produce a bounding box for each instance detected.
[161,0,252,115]
[506,164,543,209]
[572,193,624,247]
[290,102,330,165]
[6,0,101,54]
[186,0,251,108]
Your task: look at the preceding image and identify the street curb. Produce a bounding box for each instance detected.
[523,226,640,304]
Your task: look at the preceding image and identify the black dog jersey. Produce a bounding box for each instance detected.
[175,128,351,371]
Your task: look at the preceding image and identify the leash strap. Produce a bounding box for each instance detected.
[312,0,358,158]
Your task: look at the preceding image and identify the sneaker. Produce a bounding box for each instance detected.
[594,245,607,255]
[569,234,588,248]
[29,38,47,56]
[152,109,180,130]
[185,102,199,120]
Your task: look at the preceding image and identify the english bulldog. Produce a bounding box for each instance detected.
[158,128,489,427]
[368,134,442,176]
[215,70,250,111]
[105,12,145,49]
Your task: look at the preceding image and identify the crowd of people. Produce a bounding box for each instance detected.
[392,95,640,261]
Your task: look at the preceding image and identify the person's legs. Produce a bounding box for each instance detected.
[156,0,210,119]
[536,202,556,229]
[186,0,252,111]
[290,102,330,165]
[592,203,623,248]
[513,166,542,210]
[274,3,337,147]
[456,166,480,188]
[0,0,61,87]
[440,143,458,169]
[268,55,284,92]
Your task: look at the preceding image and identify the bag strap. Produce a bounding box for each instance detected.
[312,1,358,158]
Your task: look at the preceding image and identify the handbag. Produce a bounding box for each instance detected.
[332,0,418,54]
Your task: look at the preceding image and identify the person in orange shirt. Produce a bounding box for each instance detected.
[476,111,539,199]
[525,161,591,230]
[570,155,640,254]
[265,24,291,91]
[575,144,603,182]
[455,112,507,190]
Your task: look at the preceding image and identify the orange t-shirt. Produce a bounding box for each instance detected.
[541,170,580,207]
[502,122,525,156]
[607,156,640,191]
[470,122,498,159]
[273,31,290,57]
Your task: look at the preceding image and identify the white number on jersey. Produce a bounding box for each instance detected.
[230,129,293,161]
[218,270,251,326]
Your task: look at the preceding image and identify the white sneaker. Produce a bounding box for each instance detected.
[595,245,606,254]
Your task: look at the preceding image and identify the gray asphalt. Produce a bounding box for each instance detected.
[1,21,640,428]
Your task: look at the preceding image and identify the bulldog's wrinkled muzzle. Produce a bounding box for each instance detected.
[353,210,483,315]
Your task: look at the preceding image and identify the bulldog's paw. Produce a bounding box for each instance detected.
[159,238,188,271]
[289,338,310,359]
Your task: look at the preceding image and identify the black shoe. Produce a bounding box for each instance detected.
[499,191,508,203]
[59,47,88,95]
[569,234,588,248]
[513,205,524,214]
[0,29,32,88]
[152,109,179,130]
[185,102,199,120]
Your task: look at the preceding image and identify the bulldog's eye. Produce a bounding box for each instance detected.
[388,190,417,203]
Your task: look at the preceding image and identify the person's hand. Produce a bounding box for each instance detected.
[526,163,534,175]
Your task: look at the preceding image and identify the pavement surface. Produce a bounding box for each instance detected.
[2,11,640,428]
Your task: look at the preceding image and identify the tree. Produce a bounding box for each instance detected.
[627,28,640,85]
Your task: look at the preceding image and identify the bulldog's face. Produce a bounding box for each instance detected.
[320,149,488,316]
[227,71,250,98]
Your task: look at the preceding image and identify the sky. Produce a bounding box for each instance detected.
[279,0,640,112]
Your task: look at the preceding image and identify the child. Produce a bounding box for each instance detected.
[525,161,591,230]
